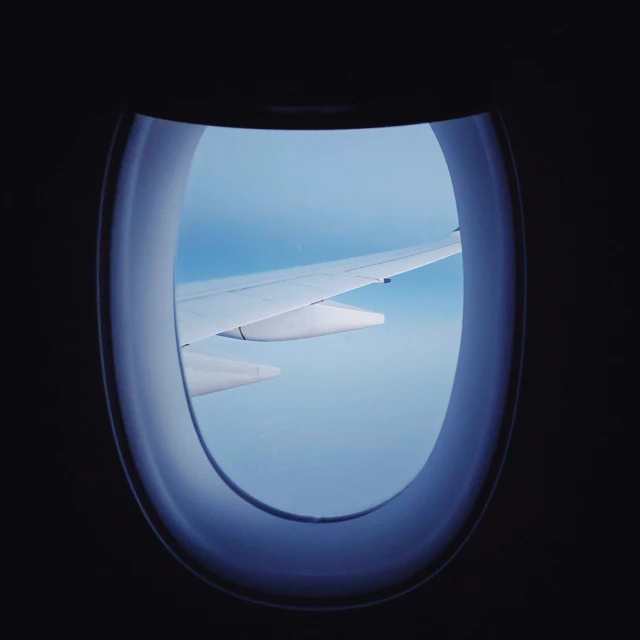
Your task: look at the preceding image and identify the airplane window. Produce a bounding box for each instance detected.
[102,110,520,606]
[175,124,463,519]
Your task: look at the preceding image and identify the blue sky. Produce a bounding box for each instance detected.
[176,123,462,518]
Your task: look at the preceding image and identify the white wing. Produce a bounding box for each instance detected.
[177,229,461,396]
[177,230,461,346]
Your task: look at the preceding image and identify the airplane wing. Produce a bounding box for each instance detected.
[177,229,461,396]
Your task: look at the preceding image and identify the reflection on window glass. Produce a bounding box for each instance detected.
[175,124,463,518]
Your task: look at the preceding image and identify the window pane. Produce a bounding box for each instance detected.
[176,124,462,518]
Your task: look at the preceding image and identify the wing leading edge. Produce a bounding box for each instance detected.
[177,229,461,395]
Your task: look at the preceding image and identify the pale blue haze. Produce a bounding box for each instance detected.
[176,124,462,517]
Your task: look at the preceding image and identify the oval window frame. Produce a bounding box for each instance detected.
[97,108,525,609]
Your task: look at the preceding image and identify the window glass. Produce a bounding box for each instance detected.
[175,124,462,518]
